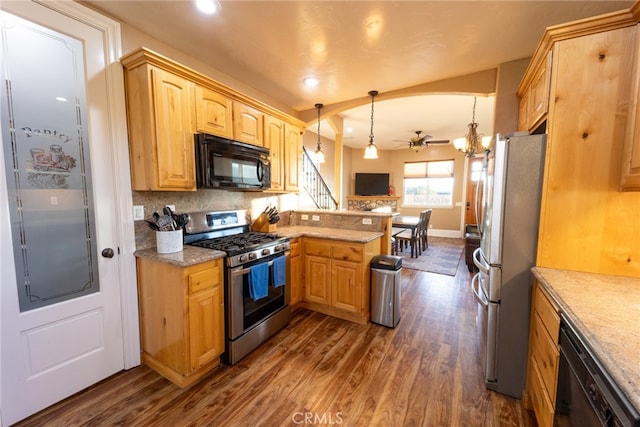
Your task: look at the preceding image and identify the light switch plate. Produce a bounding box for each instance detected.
[301,214,309,220]
[362,218,372,225]
[312,215,320,221]
[165,204,176,212]
[133,205,145,221]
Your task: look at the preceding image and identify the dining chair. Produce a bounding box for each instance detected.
[418,209,432,250]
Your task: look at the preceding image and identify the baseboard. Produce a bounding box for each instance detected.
[429,228,463,239]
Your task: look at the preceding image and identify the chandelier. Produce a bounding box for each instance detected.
[453,97,492,157]
[363,90,379,159]
[314,103,325,164]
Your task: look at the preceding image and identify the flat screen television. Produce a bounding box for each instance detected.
[354,173,389,196]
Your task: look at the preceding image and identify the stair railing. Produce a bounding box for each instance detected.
[301,147,338,210]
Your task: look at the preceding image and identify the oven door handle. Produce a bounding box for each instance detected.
[231,258,279,277]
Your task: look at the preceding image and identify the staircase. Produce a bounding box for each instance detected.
[302,147,338,210]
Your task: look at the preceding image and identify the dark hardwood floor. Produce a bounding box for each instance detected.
[16,252,536,427]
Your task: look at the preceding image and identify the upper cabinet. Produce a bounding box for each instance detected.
[233,102,264,146]
[195,85,234,139]
[123,62,196,191]
[520,9,640,279]
[285,123,303,192]
[621,24,640,191]
[121,47,306,192]
[518,51,552,133]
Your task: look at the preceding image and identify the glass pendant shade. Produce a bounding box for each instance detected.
[364,142,378,159]
[455,97,491,157]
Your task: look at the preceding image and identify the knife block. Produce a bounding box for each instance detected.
[252,213,277,233]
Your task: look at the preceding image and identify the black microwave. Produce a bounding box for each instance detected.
[195,133,271,190]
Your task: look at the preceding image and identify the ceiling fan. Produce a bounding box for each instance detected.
[394,131,449,152]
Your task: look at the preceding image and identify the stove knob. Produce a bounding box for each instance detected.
[274,244,282,252]
[262,248,271,256]
[239,254,247,263]
[248,252,257,260]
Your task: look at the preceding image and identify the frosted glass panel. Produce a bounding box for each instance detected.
[1,12,99,311]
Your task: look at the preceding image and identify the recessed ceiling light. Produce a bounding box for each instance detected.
[304,77,319,88]
[346,127,353,133]
[195,0,221,15]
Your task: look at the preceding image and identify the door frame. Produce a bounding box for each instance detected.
[0,0,140,415]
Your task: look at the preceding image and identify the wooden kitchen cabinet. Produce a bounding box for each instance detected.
[524,280,560,427]
[289,238,303,305]
[122,62,196,191]
[195,85,234,139]
[120,47,306,192]
[518,50,552,133]
[301,237,379,324]
[264,115,285,191]
[622,24,640,191]
[136,257,224,388]
[521,11,640,277]
[233,102,264,146]
[284,123,303,192]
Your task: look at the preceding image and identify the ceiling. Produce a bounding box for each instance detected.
[80,0,634,150]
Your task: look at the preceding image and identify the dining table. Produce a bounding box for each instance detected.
[391,215,420,258]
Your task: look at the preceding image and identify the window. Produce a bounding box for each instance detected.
[470,158,483,182]
[403,159,454,207]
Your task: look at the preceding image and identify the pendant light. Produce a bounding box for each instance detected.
[363,90,379,159]
[453,97,492,157]
[314,103,325,164]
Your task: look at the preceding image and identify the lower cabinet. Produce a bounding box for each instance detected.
[136,257,224,388]
[524,280,560,427]
[289,238,303,305]
[301,237,379,324]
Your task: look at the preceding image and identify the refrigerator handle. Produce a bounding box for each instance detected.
[472,247,490,274]
[471,273,489,307]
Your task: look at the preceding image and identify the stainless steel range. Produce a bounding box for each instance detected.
[184,210,290,365]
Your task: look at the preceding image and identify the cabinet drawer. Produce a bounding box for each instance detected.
[188,260,222,294]
[529,358,555,427]
[332,244,363,262]
[290,238,300,257]
[304,239,331,257]
[534,285,560,340]
[531,312,559,401]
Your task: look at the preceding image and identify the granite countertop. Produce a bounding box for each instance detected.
[276,225,384,243]
[134,245,226,267]
[532,267,640,412]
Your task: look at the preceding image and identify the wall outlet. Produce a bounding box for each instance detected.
[362,218,372,225]
[429,224,433,229]
[301,214,309,221]
[133,205,145,221]
[312,215,320,222]
[165,204,176,212]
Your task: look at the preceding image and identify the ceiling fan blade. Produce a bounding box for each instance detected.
[427,139,449,144]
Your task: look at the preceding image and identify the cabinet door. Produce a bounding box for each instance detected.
[285,123,302,192]
[188,283,224,370]
[304,255,330,305]
[290,254,302,304]
[527,51,552,131]
[331,260,361,313]
[195,86,233,139]
[151,67,196,190]
[233,102,263,146]
[264,115,285,190]
[621,25,640,191]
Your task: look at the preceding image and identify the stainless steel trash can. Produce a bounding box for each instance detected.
[370,255,402,328]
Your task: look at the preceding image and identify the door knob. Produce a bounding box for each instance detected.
[101,248,115,258]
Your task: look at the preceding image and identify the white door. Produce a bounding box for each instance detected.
[0,2,136,425]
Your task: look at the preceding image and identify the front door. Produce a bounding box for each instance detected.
[465,156,484,225]
[1,3,126,424]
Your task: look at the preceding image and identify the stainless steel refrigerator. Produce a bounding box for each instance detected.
[471,132,546,398]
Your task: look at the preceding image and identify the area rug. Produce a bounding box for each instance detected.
[396,236,464,276]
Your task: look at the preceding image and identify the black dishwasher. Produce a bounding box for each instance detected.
[555,315,639,427]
